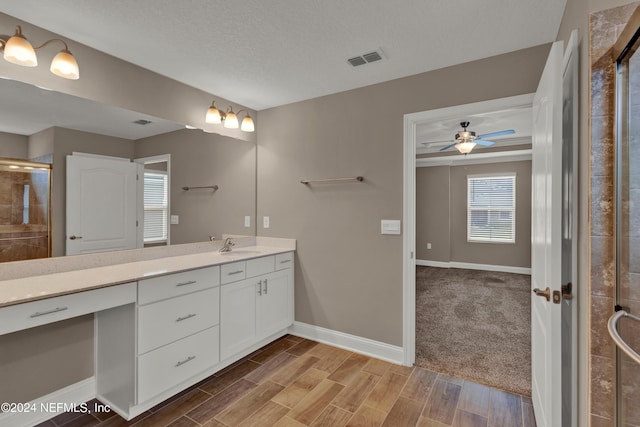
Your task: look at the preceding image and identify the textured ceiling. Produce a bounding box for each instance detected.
[0,0,567,111]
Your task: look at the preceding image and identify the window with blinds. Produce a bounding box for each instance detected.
[143,171,168,243]
[467,174,516,243]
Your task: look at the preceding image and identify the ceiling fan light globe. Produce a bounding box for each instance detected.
[456,141,476,154]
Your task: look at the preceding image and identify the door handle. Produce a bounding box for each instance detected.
[532,287,551,302]
[69,235,83,240]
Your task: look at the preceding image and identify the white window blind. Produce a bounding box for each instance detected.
[143,172,168,243]
[467,174,516,243]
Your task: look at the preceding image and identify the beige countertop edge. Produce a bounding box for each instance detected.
[0,245,294,308]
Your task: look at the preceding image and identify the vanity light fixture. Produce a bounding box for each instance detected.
[205,100,255,132]
[0,25,80,80]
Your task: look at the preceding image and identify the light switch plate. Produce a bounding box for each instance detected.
[263,216,270,229]
[170,215,179,225]
[381,219,401,235]
[244,216,251,228]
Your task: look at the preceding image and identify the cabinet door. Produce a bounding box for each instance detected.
[257,269,293,340]
[220,279,258,360]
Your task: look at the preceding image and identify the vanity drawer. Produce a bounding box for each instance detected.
[137,287,220,354]
[220,261,246,284]
[246,256,275,278]
[0,283,136,335]
[138,266,220,305]
[137,325,219,403]
[275,252,293,270]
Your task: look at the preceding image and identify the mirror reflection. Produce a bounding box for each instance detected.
[0,78,257,260]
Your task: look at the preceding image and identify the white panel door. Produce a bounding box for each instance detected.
[220,279,258,361]
[66,154,138,255]
[531,40,563,427]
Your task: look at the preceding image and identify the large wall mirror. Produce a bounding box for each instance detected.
[0,78,257,260]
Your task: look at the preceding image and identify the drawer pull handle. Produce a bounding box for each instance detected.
[257,280,262,296]
[280,259,291,264]
[30,307,68,318]
[264,278,268,295]
[175,355,196,367]
[228,270,244,275]
[176,280,197,287]
[176,313,197,322]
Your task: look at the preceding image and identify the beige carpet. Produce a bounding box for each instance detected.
[415,266,531,396]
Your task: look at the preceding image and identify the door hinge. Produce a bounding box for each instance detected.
[136,220,139,227]
[136,174,139,181]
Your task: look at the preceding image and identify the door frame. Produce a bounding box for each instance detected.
[402,93,535,366]
[135,154,172,247]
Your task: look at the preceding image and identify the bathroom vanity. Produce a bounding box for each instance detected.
[0,237,295,424]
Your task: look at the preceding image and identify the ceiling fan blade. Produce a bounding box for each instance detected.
[439,142,458,152]
[420,139,454,145]
[477,129,515,139]
[475,139,495,147]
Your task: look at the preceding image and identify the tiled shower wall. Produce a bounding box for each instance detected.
[590,3,640,426]
[0,169,50,262]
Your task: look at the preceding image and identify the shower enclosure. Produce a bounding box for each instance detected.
[613,12,640,426]
[0,158,51,262]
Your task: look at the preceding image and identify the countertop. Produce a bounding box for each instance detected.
[0,237,295,308]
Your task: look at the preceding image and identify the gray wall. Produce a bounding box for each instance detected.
[135,129,257,242]
[257,44,550,346]
[416,161,532,268]
[416,166,450,262]
[0,132,28,158]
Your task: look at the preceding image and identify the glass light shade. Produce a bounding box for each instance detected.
[224,111,239,129]
[240,115,255,132]
[50,50,79,79]
[205,104,222,124]
[3,34,37,66]
[456,141,476,154]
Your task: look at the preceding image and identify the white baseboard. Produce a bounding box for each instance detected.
[0,377,96,427]
[288,321,404,365]
[416,259,531,275]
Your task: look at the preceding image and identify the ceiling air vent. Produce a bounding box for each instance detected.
[133,119,152,125]
[347,49,385,67]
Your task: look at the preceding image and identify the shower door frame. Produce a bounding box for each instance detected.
[614,7,640,427]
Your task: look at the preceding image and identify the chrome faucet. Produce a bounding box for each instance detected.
[219,237,235,253]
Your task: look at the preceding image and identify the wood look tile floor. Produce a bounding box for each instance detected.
[37,336,536,427]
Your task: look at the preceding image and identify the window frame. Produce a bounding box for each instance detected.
[466,173,516,244]
[143,170,169,244]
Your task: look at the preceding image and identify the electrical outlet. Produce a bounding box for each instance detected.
[263,216,270,229]
[244,216,251,228]
[427,243,432,249]
[170,215,179,225]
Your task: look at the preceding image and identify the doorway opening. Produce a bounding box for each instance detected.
[404,94,535,396]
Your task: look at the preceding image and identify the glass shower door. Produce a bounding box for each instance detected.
[0,159,51,262]
[616,20,640,427]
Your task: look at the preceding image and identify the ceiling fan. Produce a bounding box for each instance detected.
[423,121,515,154]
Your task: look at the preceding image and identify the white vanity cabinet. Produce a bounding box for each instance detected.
[136,266,220,403]
[2,245,295,425]
[220,253,294,361]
